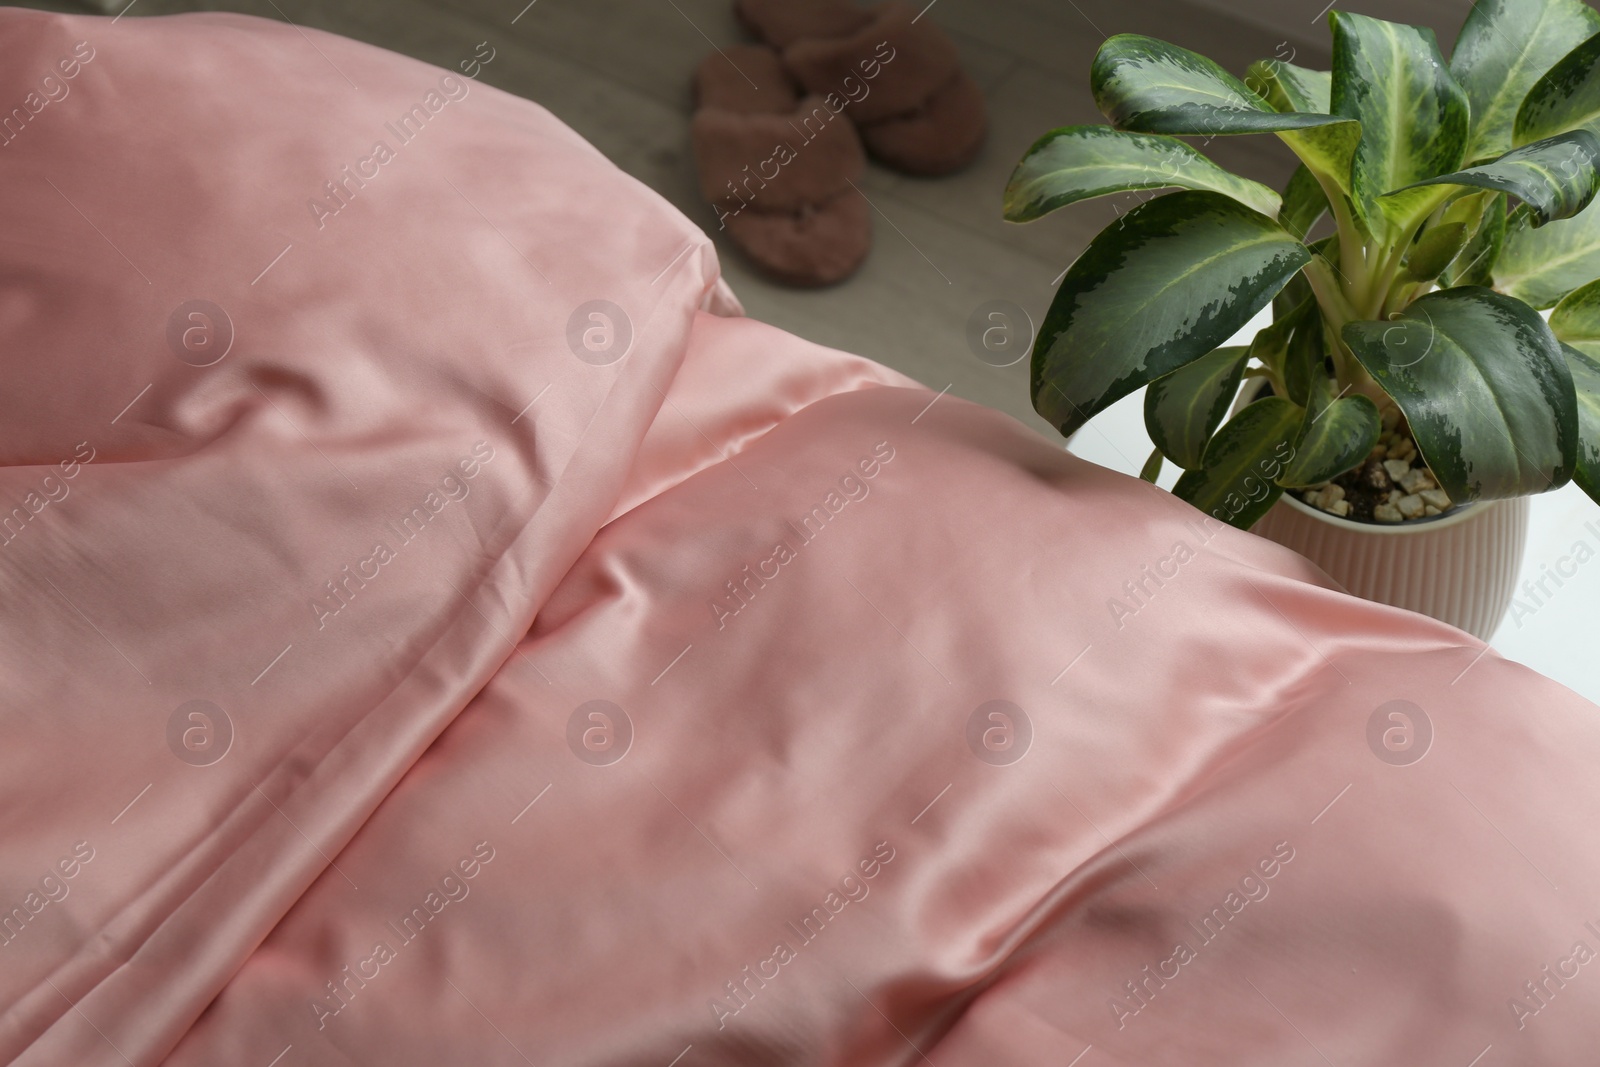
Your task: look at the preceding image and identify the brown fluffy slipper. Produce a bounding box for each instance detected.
[691,44,871,287]
[739,0,987,176]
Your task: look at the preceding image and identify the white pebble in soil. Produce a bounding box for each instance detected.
[1399,467,1436,495]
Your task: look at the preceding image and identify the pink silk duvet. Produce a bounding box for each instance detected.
[2,9,1599,1066]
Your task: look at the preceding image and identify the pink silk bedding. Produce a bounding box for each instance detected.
[2,8,1599,1066]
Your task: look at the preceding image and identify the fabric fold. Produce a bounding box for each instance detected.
[4,10,1600,1067]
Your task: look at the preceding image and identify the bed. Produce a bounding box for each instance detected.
[2,9,1598,1065]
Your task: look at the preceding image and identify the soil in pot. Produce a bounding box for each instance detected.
[1300,404,1457,523]
[1256,383,1458,525]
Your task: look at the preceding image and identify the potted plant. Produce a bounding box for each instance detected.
[1005,0,1600,639]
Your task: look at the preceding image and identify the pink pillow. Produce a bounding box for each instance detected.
[0,9,753,1061]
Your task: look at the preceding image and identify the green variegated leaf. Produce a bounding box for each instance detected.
[1342,287,1578,501]
[1451,0,1600,158]
[1092,35,1347,136]
[1278,164,1329,240]
[1552,277,1600,358]
[1405,221,1469,281]
[1140,447,1165,483]
[1172,396,1304,528]
[1279,378,1381,487]
[1560,342,1600,503]
[1388,131,1600,226]
[1331,12,1469,232]
[1248,59,1331,113]
[1003,126,1280,221]
[1553,288,1600,501]
[1442,192,1507,287]
[1032,190,1311,435]
[1494,195,1600,307]
[1515,32,1600,145]
[1247,59,1360,198]
[1276,236,1337,321]
[1280,124,1364,201]
[1144,346,1249,469]
[1274,258,1314,320]
[1246,309,1295,372]
[1283,305,1326,408]
[1439,188,1491,228]
[1246,297,1316,407]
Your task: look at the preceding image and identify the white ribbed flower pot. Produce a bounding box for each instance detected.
[1250,491,1528,640]
[1234,381,1530,640]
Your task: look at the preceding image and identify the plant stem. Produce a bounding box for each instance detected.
[1382,278,1429,318]
[1319,179,1371,297]
[1367,244,1409,318]
[1300,259,1388,400]
[1244,364,1288,400]
[1302,258,1357,330]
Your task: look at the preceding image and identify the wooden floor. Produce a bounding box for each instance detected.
[33,0,1321,433]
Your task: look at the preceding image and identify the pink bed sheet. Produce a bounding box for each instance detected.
[2,9,1598,1066]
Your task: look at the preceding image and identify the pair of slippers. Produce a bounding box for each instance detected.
[692,0,987,287]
